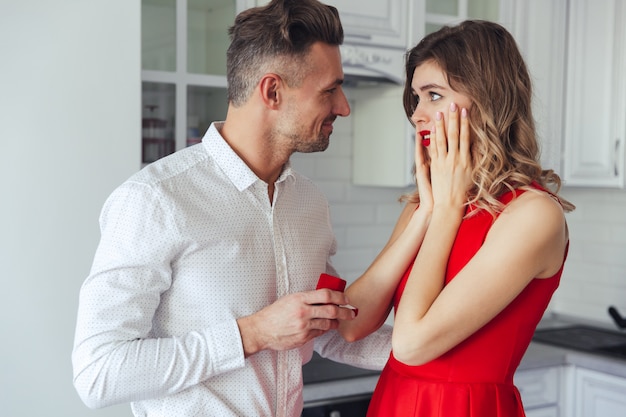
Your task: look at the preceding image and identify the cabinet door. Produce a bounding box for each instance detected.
[424,0,499,34]
[499,0,568,177]
[324,0,409,49]
[515,366,560,411]
[563,0,626,187]
[575,368,626,417]
[141,0,240,164]
[525,407,559,417]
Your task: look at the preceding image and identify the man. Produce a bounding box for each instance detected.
[72,1,391,416]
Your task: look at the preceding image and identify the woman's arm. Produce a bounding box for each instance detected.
[338,203,430,342]
[338,103,470,343]
[391,106,568,365]
[391,103,471,362]
[392,192,567,365]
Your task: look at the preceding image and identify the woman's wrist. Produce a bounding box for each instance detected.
[410,204,432,230]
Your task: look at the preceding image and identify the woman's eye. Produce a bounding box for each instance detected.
[430,92,442,101]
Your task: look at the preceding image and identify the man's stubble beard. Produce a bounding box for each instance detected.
[295,132,330,153]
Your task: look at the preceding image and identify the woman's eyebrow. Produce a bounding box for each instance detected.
[417,83,445,91]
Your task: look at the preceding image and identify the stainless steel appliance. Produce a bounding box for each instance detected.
[302,353,379,417]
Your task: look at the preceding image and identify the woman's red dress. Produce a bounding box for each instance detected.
[367,186,567,417]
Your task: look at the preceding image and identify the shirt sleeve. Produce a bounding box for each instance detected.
[72,182,246,409]
[317,232,392,370]
[313,325,392,371]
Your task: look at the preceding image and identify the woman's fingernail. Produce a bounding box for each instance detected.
[461,108,468,117]
[436,111,442,121]
[450,102,457,112]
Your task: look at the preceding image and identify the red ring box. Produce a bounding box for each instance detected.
[316,274,358,316]
[316,273,347,292]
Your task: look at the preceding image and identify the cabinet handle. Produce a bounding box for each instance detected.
[615,138,621,177]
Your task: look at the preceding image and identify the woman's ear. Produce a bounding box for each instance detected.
[258,73,282,109]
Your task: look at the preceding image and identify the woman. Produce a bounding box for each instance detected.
[338,20,574,416]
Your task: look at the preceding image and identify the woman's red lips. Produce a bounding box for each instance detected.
[419,130,431,146]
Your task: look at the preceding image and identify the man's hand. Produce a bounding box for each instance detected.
[237,290,357,357]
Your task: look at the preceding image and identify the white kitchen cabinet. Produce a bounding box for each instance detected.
[562,0,626,187]
[424,0,499,34]
[492,0,626,188]
[141,0,251,164]
[324,0,409,49]
[326,0,417,84]
[573,368,626,417]
[525,408,558,417]
[499,0,568,177]
[515,366,561,416]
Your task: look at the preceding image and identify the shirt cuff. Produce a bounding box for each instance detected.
[202,318,246,374]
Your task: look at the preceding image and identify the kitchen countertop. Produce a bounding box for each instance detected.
[303,313,626,404]
[518,339,626,378]
[530,313,626,378]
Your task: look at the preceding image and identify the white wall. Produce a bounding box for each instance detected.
[291,103,410,283]
[292,90,626,328]
[0,1,138,416]
[555,188,626,323]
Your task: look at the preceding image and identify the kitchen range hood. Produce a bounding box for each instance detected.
[340,43,406,86]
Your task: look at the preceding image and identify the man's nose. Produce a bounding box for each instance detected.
[335,88,351,117]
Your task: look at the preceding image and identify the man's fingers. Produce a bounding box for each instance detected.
[310,302,357,320]
[306,288,351,306]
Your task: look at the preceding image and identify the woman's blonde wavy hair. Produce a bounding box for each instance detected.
[401,20,574,214]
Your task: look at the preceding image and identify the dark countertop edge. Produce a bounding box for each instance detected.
[529,312,626,378]
[303,374,380,404]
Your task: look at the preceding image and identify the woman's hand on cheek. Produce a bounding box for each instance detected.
[429,102,472,209]
[414,125,433,213]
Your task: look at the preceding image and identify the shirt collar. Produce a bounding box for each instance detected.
[203,122,295,191]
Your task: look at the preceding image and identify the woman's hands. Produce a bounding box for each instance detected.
[415,102,472,214]
[337,102,473,346]
[392,103,472,364]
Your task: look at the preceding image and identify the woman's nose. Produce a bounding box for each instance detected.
[410,105,428,126]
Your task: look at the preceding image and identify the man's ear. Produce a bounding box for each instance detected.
[258,73,282,109]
